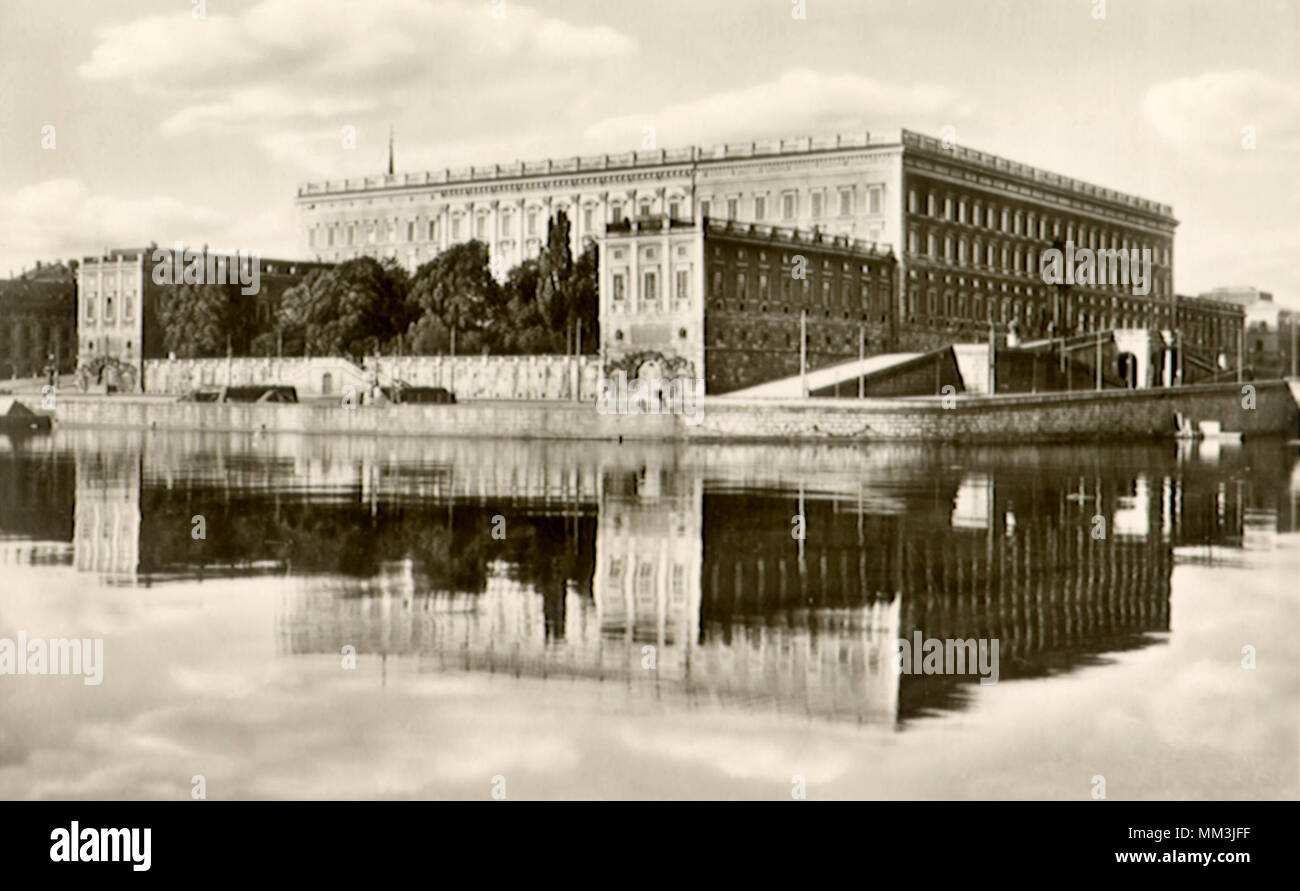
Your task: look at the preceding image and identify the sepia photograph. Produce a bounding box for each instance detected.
[0,0,1297,872]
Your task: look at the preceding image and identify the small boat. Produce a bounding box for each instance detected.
[0,397,52,432]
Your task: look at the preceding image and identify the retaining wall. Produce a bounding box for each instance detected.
[47,380,1299,443]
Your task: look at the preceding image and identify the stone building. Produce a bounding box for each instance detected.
[599,216,896,394]
[0,262,77,380]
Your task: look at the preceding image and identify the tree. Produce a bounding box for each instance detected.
[405,241,501,351]
[277,257,414,359]
[156,282,229,358]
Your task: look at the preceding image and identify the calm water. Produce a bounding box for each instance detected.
[1,428,1297,800]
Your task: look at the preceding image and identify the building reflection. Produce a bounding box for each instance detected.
[2,431,1296,725]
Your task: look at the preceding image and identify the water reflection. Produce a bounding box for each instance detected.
[3,429,1297,732]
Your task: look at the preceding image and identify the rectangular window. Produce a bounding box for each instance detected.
[104,297,114,322]
[407,221,415,241]
[612,273,626,302]
[327,229,334,247]
[737,271,747,300]
[670,200,681,219]
[759,273,770,301]
[908,230,918,253]
[85,292,95,321]
[840,190,852,216]
[477,216,487,239]
[727,198,738,220]
[643,270,657,304]
[527,209,537,236]
[782,193,795,219]
[123,295,134,322]
[754,196,766,221]
[451,217,461,240]
[676,269,689,301]
[812,192,823,218]
[712,270,723,298]
[907,190,917,213]
[583,206,593,230]
[610,202,623,223]
[700,199,711,219]
[870,187,882,215]
[428,220,437,241]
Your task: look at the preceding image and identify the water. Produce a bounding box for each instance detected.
[1,428,1297,800]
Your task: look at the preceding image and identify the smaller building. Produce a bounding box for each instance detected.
[0,261,77,380]
[599,216,897,395]
[77,246,332,392]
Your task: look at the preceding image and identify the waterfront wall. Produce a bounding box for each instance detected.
[46,380,1298,442]
[142,355,601,400]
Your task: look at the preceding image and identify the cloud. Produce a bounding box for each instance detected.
[583,68,975,148]
[76,0,637,175]
[1143,70,1300,164]
[0,180,301,274]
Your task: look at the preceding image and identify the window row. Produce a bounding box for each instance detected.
[700,185,884,223]
[906,188,1170,264]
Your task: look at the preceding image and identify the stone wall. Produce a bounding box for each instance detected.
[143,355,601,399]
[49,380,1299,443]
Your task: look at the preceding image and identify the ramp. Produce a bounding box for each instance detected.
[727,352,923,398]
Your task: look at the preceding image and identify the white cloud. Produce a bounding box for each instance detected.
[0,180,301,274]
[583,68,975,148]
[77,0,637,176]
[1143,70,1300,164]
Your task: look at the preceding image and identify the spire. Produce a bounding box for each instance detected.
[387,125,394,175]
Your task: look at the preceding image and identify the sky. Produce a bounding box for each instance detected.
[0,0,1296,306]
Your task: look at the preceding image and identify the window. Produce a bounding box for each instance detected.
[870,187,882,215]
[759,273,770,301]
[700,199,711,219]
[754,195,766,220]
[712,270,723,298]
[676,269,690,301]
[944,235,954,261]
[527,209,538,236]
[908,230,919,253]
[907,189,917,213]
[927,193,937,216]
[643,270,658,305]
[840,189,852,216]
[105,297,114,322]
[782,193,795,220]
[639,200,651,217]
[612,273,626,302]
[610,201,623,223]
[407,221,415,241]
[727,198,738,220]
[476,215,487,239]
[123,296,133,322]
[428,220,437,241]
[944,196,953,220]
[367,222,377,245]
[85,293,95,321]
[583,206,593,230]
[812,192,824,218]
[451,216,462,240]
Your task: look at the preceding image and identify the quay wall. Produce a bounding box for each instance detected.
[44,381,1299,443]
